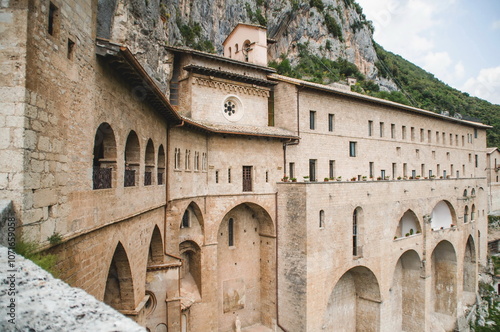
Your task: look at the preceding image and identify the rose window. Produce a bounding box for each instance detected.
[222,95,243,122]
[224,101,236,116]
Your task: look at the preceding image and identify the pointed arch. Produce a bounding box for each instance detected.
[395,210,421,238]
[104,242,135,310]
[179,201,204,232]
[463,236,476,294]
[390,250,424,331]
[93,122,116,189]
[431,200,456,230]
[148,225,163,266]
[217,202,275,331]
[323,266,381,332]
[431,240,457,317]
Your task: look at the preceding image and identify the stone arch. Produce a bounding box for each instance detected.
[157,144,165,185]
[322,266,381,332]
[124,130,140,187]
[463,236,476,295]
[217,202,275,331]
[93,122,116,189]
[144,139,155,186]
[431,241,457,319]
[390,250,424,331]
[179,201,204,236]
[395,210,421,238]
[148,225,163,266]
[431,200,456,230]
[104,242,135,311]
[179,240,202,304]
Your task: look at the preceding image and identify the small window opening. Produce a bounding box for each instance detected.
[228,218,234,246]
[67,39,75,60]
[48,2,59,36]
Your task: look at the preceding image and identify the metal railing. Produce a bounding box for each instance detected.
[93,167,112,189]
[124,169,136,187]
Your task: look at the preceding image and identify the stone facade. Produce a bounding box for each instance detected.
[0,2,492,332]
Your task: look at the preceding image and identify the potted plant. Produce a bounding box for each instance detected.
[291,177,297,182]
[439,176,443,179]
[405,233,410,237]
[397,176,402,180]
[337,176,342,181]
[377,176,382,181]
[384,176,390,180]
[324,177,329,182]
[351,177,357,181]
[303,176,310,182]
[446,175,451,179]
[362,176,367,181]
[409,228,414,235]
[416,175,421,179]
[394,236,398,240]
[329,177,335,181]
[430,175,436,179]
[281,176,289,182]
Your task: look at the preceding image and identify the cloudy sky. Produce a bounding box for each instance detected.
[356,0,500,105]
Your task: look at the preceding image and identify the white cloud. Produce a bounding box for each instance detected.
[463,66,500,105]
[492,20,500,30]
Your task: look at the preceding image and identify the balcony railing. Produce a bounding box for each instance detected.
[93,167,112,190]
[158,172,164,185]
[124,169,136,187]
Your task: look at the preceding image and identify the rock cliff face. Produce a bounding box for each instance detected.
[104,0,398,91]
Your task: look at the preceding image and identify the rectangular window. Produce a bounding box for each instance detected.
[432,151,436,159]
[469,153,472,162]
[379,122,384,137]
[451,164,454,175]
[403,163,407,177]
[268,89,275,126]
[442,132,445,144]
[402,126,407,140]
[411,127,415,141]
[329,160,335,179]
[48,2,59,36]
[474,128,478,138]
[391,124,396,139]
[369,162,374,178]
[455,134,459,146]
[243,166,253,191]
[450,133,453,145]
[310,111,316,130]
[392,163,396,179]
[289,162,295,179]
[368,121,373,136]
[428,130,431,143]
[266,171,269,183]
[420,128,424,142]
[228,168,231,183]
[412,170,416,179]
[421,164,425,177]
[349,141,357,157]
[429,169,433,178]
[475,154,478,168]
[309,159,317,182]
[462,135,465,146]
[443,170,447,178]
[416,149,420,158]
[328,114,335,132]
[396,147,401,156]
[436,131,440,143]
[215,170,219,183]
[437,164,441,176]
[381,170,386,179]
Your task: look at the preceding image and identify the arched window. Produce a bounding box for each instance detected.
[471,188,476,197]
[319,210,325,228]
[144,139,154,186]
[124,131,140,187]
[93,123,116,189]
[228,46,232,58]
[471,204,476,221]
[353,209,358,256]
[228,218,234,247]
[181,210,190,228]
[463,189,468,197]
[464,206,469,223]
[158,145,165,185]
[174,148,181,170]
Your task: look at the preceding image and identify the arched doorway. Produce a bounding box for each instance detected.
[322,266,381,332]
[390,250,424,331]
[431,240,457,328]
[92,122,116,189]
[217,203,275,331]
[104,242,134,311]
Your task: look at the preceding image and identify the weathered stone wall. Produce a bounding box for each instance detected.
[277,178,486,331]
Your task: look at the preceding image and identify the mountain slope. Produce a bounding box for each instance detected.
[373,43,500,147]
